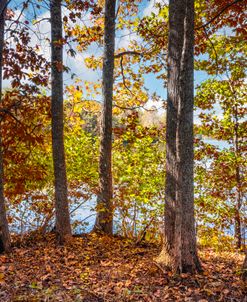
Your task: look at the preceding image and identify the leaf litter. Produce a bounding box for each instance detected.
[0,233,246,301]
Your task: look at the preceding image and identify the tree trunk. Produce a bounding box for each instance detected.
[0,0,11,253]
[242,252,247,282]
[50,0,71,242]
[234,185,241,249]
[94,0,116,235]
[233,106,242,249]
[156,0,201,273]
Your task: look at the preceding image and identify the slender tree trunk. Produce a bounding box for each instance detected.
[234,175,242,249]
[242,252,247,282]
[233,106,242,249]
[50,0,71,242]
[94,0,116,235]
[156,0,201,273]
[0,0,11,253]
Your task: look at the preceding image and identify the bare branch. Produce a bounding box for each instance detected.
[114,51,143,58]
[114,103,159,112]
[32,18,50,25]
[119,56,133,95]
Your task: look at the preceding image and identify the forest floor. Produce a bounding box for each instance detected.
[0,233,246,302]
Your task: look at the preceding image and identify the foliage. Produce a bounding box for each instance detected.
[194,31,247,248]
[113,112,165,238]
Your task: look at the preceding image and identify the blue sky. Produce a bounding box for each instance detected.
[5,0,209,111]
[4,0,232,150]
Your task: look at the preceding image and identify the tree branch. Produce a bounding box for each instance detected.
[203,26,219,75]
[114,103,159,112]
[114,51,143,58]
[119,56,133,95]
[196,0,243,30]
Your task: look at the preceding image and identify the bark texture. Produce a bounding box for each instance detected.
[233,105,242,249]
[156,0,201,273]
[0,0,11,253]
[50,0,71,242]
[242,252,247,282]
[94,0,116,235]
[234,167,241,249]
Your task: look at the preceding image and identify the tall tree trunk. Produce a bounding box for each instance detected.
[156,0,201,273]
[50,0,71,242]
[234,172,241,249]
[233,105,242,249]
[242,252,247,282]
[94,0,116,235]
[0,0,11,253]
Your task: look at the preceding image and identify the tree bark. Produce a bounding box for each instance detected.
[233,105,242,249]
[0,0,11,253]
[94,0,116,235]
[242,252,247,282]
[234,173,242,249]
[156,0,201,273]
[50,0,71,242]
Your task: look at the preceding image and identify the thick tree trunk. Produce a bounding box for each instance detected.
[156,0,201,273]
[0,0,11,253]
[94,0,116,235]
[50,0,71,242]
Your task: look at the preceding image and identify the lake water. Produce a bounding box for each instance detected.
[9,137,236,236]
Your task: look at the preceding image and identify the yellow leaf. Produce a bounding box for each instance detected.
[0,272,5,281]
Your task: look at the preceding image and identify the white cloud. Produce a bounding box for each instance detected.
[116,28,141,50]
[3,4,166,94]
[143,0,167,17]
[64,52,100,84]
